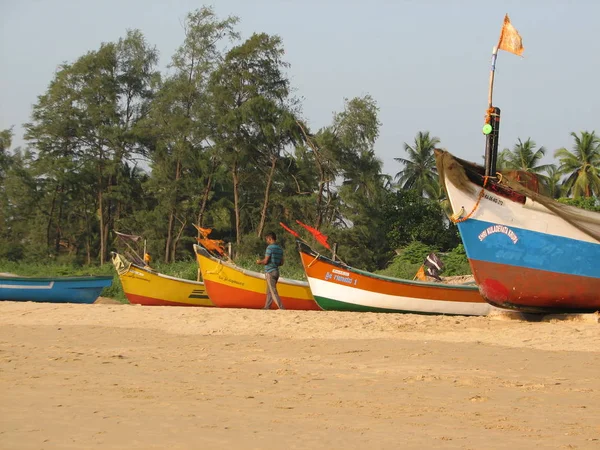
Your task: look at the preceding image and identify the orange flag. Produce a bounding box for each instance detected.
[193,225,213,238]
[279,222,300,238]
[413,265,427,281]
[498,14,524,56]
[296,220,331,250]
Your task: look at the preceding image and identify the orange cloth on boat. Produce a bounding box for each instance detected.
[198,238,226,256]
[498,14,524,56]
[414,266,427,281]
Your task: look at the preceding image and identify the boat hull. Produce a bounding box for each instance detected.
[298,242,491,315]
[437,150,600,313]
[112,253,213,307]
[194,245,319,310]
[0,276,113,304]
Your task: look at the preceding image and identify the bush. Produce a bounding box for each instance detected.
[442,244,471,276]
[375,242,436,279]
[375,241,471,280]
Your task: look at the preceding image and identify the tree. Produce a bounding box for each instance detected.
[502,138,553,174]
[394,131,440,198]
[25,30,159,264]
[0,127,13,182]
[382,189,459,251]
[209,32,291,246]
[255,105,303,237]
[144,7,238,261]
[554,131,600,198]
[542,165,562,199]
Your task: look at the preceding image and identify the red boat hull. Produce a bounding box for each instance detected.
[470,259,600,313]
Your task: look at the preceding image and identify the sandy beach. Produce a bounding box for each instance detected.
[0,301,599,449]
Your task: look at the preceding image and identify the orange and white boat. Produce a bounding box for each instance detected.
[298,241,492,315]
[111,252,214,307]
[193,244,319,310]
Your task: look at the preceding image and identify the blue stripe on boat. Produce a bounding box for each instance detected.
[457,219,600,279]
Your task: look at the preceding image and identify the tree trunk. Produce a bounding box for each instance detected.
[232,158,241,246]
[257,156,277,237]
[46,185,59,253]
[98,188,105,265]
[196,159,216,228]
[54,187,64,255]
[170,217,186,262]
[165,158,182,263]
[315,169,326,229]
[85,208,92,265]
[164,210,175,263]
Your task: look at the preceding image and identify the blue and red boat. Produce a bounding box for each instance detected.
[435,150,600,314]
[433,16,600,313]
[0,275,113,304]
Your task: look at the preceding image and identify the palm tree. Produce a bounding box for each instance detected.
[503,138,554,174]
[554,131,600,198]
[394,131,440,198]
[342,149,392,201]
[541,165,562,199]
[496,148,512,171]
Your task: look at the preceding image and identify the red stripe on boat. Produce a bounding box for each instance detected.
[470,259,600,313]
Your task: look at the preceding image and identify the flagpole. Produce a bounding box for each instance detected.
[484,40,503,177]
[487,46,498,108]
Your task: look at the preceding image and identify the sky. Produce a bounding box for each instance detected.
[1,0,599,176]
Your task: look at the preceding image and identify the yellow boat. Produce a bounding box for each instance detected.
[111,252,214,307]
[194,244,319,310]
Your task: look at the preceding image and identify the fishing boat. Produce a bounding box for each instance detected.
[435,149,600,313]
[194,244,319,310]
[297,241,492,315]
[432,15,600,313]
[111,252,213,307]
[0,274,113,304]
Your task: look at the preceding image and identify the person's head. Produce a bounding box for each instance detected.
[265,232,276,244]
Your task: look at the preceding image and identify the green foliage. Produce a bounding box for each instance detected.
[501,138,553,174]
[394,131,440,198]
[382,189,459,251]
[442,244,471,276]
[554,131,600,198]
[397,241,437,264]
[375,241,434,279]
[375,257,421,280]
[376,241,471,280]
[557,196,600,212]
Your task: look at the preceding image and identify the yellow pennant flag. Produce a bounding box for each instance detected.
[498,14,524,56]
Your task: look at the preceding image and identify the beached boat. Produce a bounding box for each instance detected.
[111,252,214,307]
[297,241,491,315]
[435,149,600,314]
[433,14,600,313]
[194,244,319,310]
[0,274,113,304]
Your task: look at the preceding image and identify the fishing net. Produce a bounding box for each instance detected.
[434,149,600,243]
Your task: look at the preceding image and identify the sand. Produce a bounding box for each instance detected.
[0,301,599,449]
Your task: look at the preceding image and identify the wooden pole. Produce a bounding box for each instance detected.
[487,46,499,108]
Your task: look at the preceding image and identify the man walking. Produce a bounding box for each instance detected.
[256,232,285,310]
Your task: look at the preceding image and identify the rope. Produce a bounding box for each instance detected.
[307,254,320,268]
[450,176,490,223]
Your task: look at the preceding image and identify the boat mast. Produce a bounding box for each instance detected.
[483,46,501,178]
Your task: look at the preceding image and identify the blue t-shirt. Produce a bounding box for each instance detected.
[264,244,284,273]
